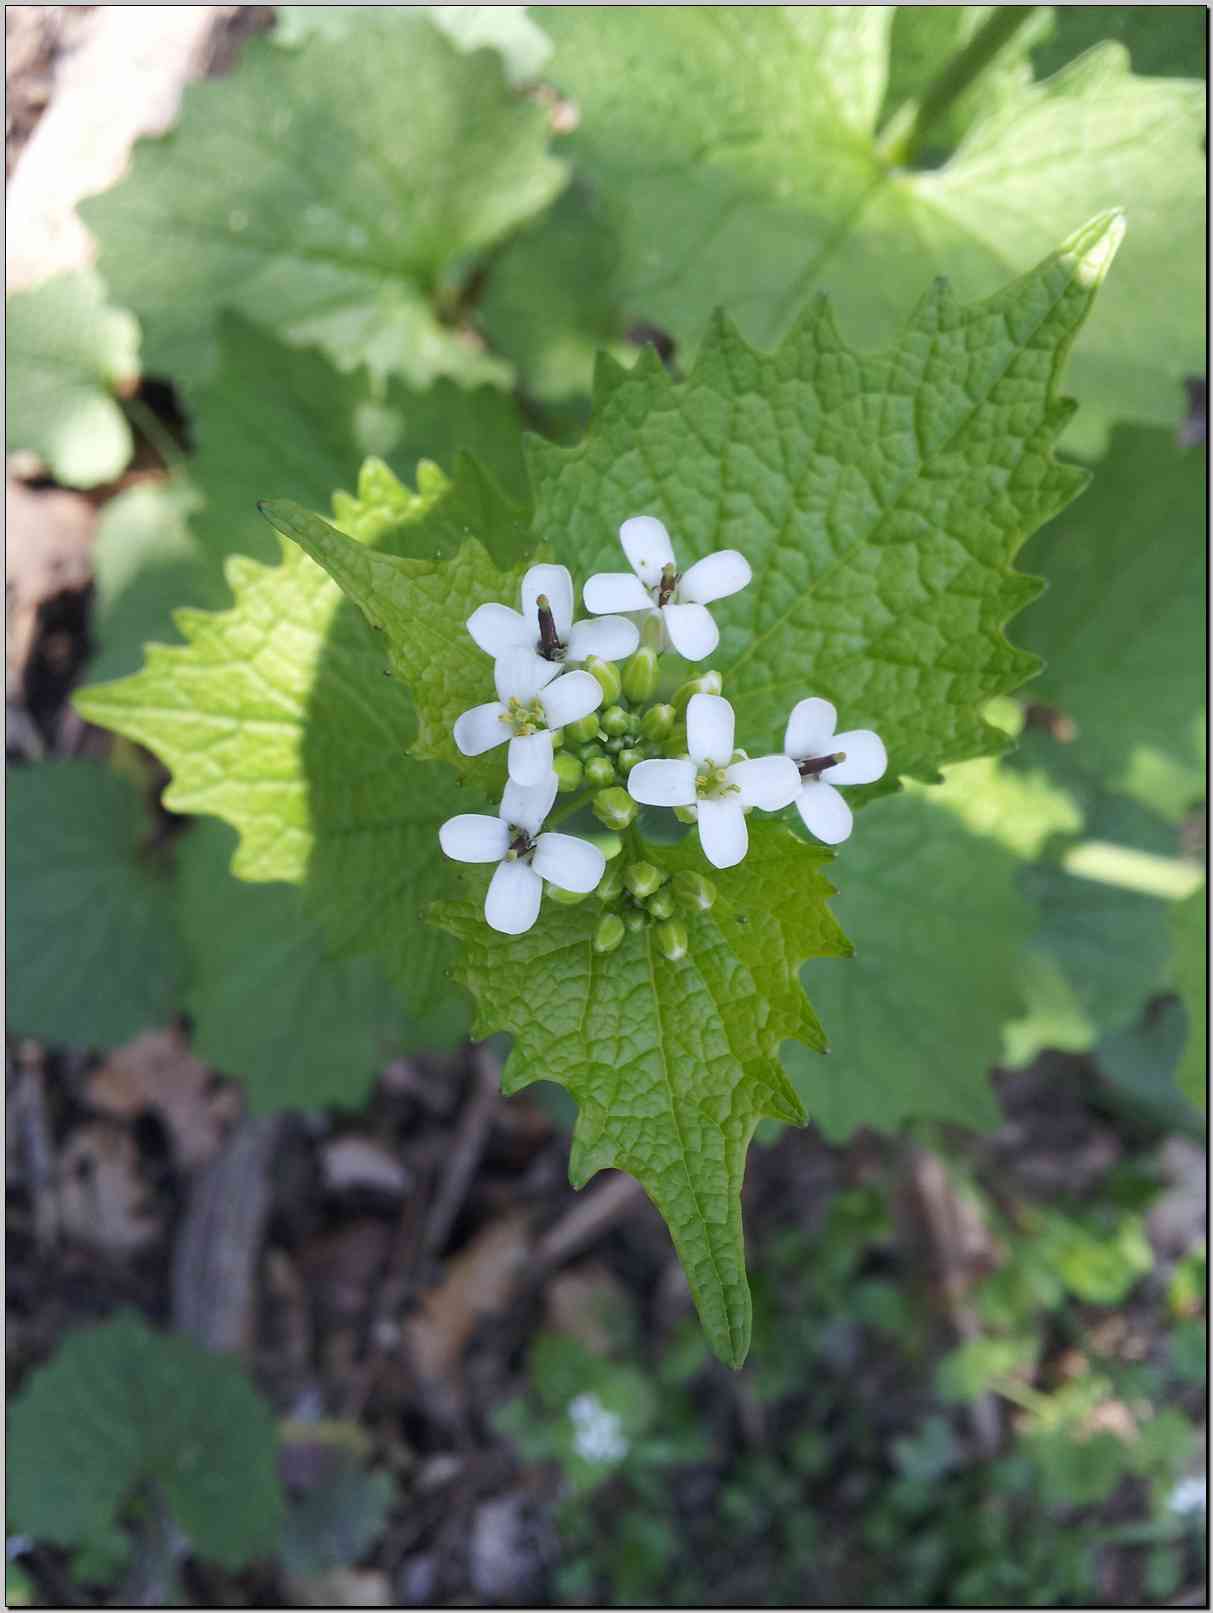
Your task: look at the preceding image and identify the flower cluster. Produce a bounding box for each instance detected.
[440,517,887,935]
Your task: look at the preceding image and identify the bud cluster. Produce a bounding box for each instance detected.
[591,861,717,961]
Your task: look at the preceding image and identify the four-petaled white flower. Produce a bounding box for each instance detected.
[439,774,605,935]
[583,516,751,662]
[783,697,887,845]
[627,693,799,869]
[453,647,602,786]
[466,562,639,681]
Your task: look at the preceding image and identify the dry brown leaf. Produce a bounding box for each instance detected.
[286,1569,393,1608]
[87,1027,238,1170]
[5,475,95,700]
[58,1123,159,1253]
[543,1262,628,1356]
[406,1213,531,1386]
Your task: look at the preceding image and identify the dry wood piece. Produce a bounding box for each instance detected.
[87,1026,238,1172]
[58,1123,160,1254]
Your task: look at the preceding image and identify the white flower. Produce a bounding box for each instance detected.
[438,773,605,935]
[466,562,639,678]
[453,647,602,786]
[583,515,751,661]
[1168,1474,1206,1518]
[783,697,887,845]
[568,1392,628,1465]
[627,692,799,869]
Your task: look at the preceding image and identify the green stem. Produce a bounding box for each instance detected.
[882,6,1039,166]
[122,395,187,473]
[549,787,597,828]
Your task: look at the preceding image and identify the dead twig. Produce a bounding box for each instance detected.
[13,1040,59,1249]
[421,1044,502,1261]
[534,1172,647,1272]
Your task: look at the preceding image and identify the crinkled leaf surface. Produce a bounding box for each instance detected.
[178,820,463,1110]
[530,216,1119,773]
[434,825,850,1367]
[5,269,139,487]
[75,468,484,1018]
[781,792,1032,1139]
[1171,884,1207,1113]
[6,761,183,1048]
[1015,425,1206,820]
[504,9,1201,432]
[275,4,552,85]
[81,17,565,390]
[7,1312,284,1568]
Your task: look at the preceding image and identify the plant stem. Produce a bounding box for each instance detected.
[549,787,597,828]
[883,6,1039,167]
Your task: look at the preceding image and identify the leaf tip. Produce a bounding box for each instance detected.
[1063,208,1126,292]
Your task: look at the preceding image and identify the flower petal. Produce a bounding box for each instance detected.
[438,814,510,863]
[686,692,734,767]
[794,780,853,844]
[783,697,837,760]
[627,758,697,807]
[539,669,603,729]
[566,614,640,664]
[619,514,675,588]
[499,773,558,837]
[454,701,509,757]
[533,832,606,893]
[696,798,748,869]
[583,571,654,615]
[484,858,543,935]
[727,754,800,811]
[823,730,888,786]
[508,729,555,786]
[678,549,752,605]
[495,647,561,703]
[466,602,531,660]
[663,601,719,661]
[522,563,574,640]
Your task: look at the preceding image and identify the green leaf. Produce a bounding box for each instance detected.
[504,10,1202,433]
[5,269,139,487]
[1014,425,1206,820]
[81,18,565,390]
[74,471,483,1017]
[1171,884,1207,1112]
[178,820,462,1110]
[7,1312,284,1568]
[1032,5,1209,81]
[6,761,184,1048]
[781,792,1033,1138]
[433,824,850,1369]
[530,215,1119,773]
[279,1460,395,1579]
[275,5,553,85]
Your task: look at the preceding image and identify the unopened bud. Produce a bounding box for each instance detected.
[596,864,625,903]
[579,742,606,764]
[673,804,699,825]
[646,887,676,921]
[623,908,647,933]
[640,611,666,653]
[547,881,590,906]
[622,646,659,704]
[593,914,626,954]
[672,870,716,913]
[673,670,722,714]
[588,832,623,861]
[553,752,583,793]
[624,861,664,900]
[567,713,601,745]
[655,918,689,962]
[585,655,622,705]
[585,756,616,789]
[551,727,564,750]
[617,747,644,776]
[601,704,631,737]
[640,703,676,741]
[604,736,626,755]
[592,787,637,831]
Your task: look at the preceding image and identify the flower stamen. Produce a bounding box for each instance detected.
[535,593,566,661]
[797,751,846,779]
[656,562,679,609]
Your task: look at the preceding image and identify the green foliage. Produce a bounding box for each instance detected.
[6,1312,284,1569]
[5,269,139,487]
[275,4,553,85]
[502,11,1201,434]
[1171,883,1207,1111]
[439,824,848,1368]
[1032,5,1209,80]
[529,214,1117,769]
[81,17,565,391]
[278,1458,396,1579]
[6,761,184,1047]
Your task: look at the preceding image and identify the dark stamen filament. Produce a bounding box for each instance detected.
[798,752,844,779]
[509,830,533,857]
[536,593,564,660]
[657,563,678,608]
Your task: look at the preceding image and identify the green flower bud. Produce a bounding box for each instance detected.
[673,804,699,825]
[593,913,626,954]
[673,670,723,714]
[662,729,689,758]
[551,727,565,750]
[622,646,659,704]
[600,704,632,738]
[584,756,616,789]
[624,861,664,900]
[553,752,584,793]
[655,918,689,962]
[567,712,601,745]
[604,736,626,755]
[547,881,590,906]
[672,870,717,913]
[646,887,676,921]
[588,833,623,861]
[592,787,638,831]
[617,747,644,776]
[585,655,622,705]
[640,703,676,741]
[579,742,606,764]
[596,864,625,903]
[623,908,647,933]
